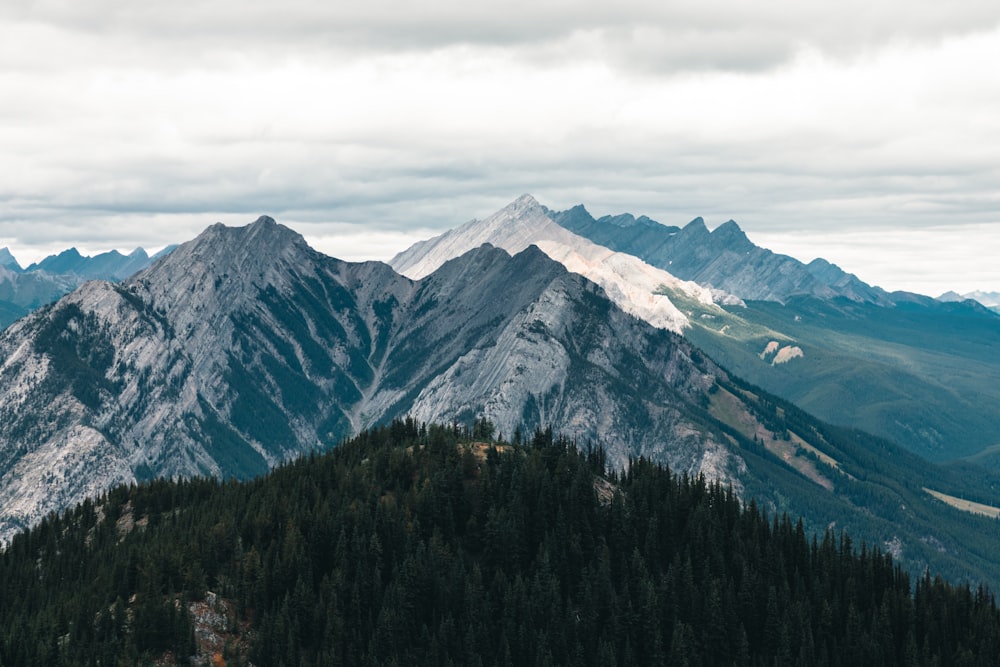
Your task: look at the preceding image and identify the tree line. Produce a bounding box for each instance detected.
[2,418,999,665]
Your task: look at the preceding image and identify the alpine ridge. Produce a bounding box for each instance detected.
[548,204,891,304]
[390,194,735,335]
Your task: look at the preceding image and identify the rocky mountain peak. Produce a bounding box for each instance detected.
[508,193,543,213]
[147,216,307,274]
[0,248,21,273]
[124,217,315,346]
[680,217,710,237]
[391,196,725,334]
[711,220,754,250]
[27,247,83,273]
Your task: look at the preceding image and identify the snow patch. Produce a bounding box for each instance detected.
[759,340,804,366]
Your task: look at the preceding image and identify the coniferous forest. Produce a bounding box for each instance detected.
[2,419,1000,665]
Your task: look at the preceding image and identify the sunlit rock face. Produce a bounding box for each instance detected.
[390,193,728,334]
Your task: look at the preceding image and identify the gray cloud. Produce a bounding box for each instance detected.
[6,1,1000,71]
[1,0,999,294]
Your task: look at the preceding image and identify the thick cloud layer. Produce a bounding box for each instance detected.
[1,1,999,294]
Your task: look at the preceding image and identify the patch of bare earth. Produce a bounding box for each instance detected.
[924,488,1000,519]
[709,387,837,491]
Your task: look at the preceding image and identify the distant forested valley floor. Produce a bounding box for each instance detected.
[2,420,999,666]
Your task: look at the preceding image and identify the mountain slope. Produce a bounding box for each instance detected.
[442,196,1000,462]
[655,283,1000,461]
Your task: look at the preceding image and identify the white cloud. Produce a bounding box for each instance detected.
[752,223,1000,296]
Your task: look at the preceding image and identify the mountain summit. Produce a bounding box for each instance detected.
[0,248,21,273]
[391,194,730,334]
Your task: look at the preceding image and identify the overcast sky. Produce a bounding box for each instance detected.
[2,1,999,296]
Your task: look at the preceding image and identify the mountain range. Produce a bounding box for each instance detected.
[392,196,1000,464]
[0,218,739,541]
[0,245,174,329]
[3,213,1000,587]
[939,289,1000,314]
[546,204,891,305]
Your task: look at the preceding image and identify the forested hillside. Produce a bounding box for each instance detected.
[2,421,999,665]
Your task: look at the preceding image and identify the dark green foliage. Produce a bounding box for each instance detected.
[3,421,1000,666]
[225,352,298,453]
[713,372,1000,586]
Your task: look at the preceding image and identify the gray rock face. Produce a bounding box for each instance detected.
[0,217,743,542]
[549,205,892,304]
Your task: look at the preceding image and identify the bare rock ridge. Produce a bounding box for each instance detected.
[0,216,742,542]
[547,203,891,304]
[0,248,21,272]
[390,193,725,335]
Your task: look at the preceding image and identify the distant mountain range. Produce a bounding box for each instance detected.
[3,214,1000,587]
[393,196,1000,463]
[939,289,1000,313]
[0,245,176,328]
[547,204,891,305]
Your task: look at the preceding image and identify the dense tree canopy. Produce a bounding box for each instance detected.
[2,419,999,665]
